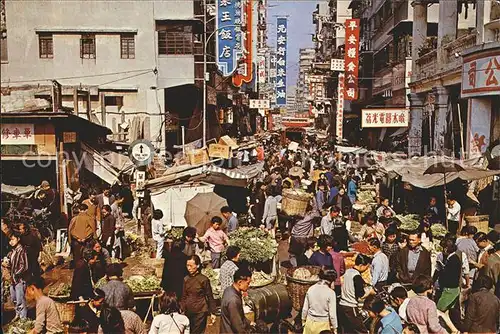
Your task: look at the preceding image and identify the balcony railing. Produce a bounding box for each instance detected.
[415,49,437,81]
[414,32,476,82]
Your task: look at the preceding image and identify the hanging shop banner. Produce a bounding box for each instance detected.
[461,52,500,98]
[361,109,409,128]
[233,0,253,86]
[275,18,288,106]
[216,0,243,77]
[331,59,345,72]
[336,73,345,139]
[1,123,35,145]
[258,54,266,84]
[344,18,360,100]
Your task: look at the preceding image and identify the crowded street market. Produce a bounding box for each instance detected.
[2,0,500,333]
[2,129,500,333]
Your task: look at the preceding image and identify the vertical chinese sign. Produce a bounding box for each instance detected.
[217,0,243,76]
[344,19,360,100]
[336,73,345,139]
[275,18,287,106]
[233,0,253,86]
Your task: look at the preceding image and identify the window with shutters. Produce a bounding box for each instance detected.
[80,34,96,59]
[157,24,193,55]
[120,34,135,59]
[39,33,53,58]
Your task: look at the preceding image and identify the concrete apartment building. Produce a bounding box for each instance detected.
[295,48,316,112]
[1,0,204,147]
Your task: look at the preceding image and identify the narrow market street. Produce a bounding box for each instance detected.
[2,0,500,333]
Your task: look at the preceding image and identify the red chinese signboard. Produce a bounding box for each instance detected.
[232,0,253,87]
[361,109,409,128]
[336,73,345,138]
[344,19,360,100]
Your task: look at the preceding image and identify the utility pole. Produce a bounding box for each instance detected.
[203,0,208,148]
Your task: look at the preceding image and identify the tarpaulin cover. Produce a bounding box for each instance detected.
[1,184,36,196]
[380,156,500,188]
[150,184,215,227]
[82,143,133,185]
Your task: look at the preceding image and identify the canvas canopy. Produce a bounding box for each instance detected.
[380,156,500,188]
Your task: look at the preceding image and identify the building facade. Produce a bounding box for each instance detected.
[295,48,316,112]
[1,0,204,147]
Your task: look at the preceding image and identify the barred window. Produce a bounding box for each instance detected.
[39,34,53,58]
[120,34,135,59]
[80,34,95,59]
[158,24,193,55]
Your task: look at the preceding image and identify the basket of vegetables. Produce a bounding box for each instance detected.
[202,267,221,299]
[285,266,321,311]
[48,283,75,324]
[5,319,36,334]
[228,228,278,265]
[430,223,448,238]
[396,214,420,232]
[250,271,275,288]
[95,275,162,297]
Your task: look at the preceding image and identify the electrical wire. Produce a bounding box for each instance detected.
[1,68,153,84]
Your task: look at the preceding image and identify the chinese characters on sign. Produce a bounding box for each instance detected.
[275,18,287,106]
[344,19,360,100]
[249,99,270,109]
[217,0,243,76]
[361,109,409,128]
[336,73,345,139]
[462,53,500,98]
[330,59,345,72]
[1,124,35,145]
[232,0,253,86]
[258,55,266,84]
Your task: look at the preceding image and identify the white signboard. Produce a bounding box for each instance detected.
[1,124,35,145]
[336,73,345,139]
[361,109,409,128]
[249,99,270,109]
[331,59,345,72]
[129,139,154,167]
[462,53,500,98]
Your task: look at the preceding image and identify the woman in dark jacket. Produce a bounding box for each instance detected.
[161,240,188,299]
[70,248,97,300]
[334,187,352,213]
[180,255,216,334]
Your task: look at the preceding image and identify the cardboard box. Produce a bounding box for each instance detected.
[188,148,209,165]
[219,135,239,149]
[208,144,231,159]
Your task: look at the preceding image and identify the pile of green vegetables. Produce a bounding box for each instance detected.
[125,275,161,293]
[125,232,145,253]
[228,227,278,263]
[48,283,71,298]
[430,224,448,238]
[95,275,161,293]
[201,267,221,299]
[2,279,10,303]
[357,190,376,203]
[396,214,421,231]
[166,227,184,241]
[6,319,35,334]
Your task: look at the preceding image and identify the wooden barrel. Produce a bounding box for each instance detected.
[247,284,292,323]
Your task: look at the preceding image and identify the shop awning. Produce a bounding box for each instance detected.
[381,156,500,188]
[81,143,134,185]
[1,184,36,197]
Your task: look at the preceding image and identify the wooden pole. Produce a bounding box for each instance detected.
[444,171,448,230]
[458,103,465,160]
[73,88,78,115]
[86,90,92,121]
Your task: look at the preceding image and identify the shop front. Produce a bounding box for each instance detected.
[461,43,500,159]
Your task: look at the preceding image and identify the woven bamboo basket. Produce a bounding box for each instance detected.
[52,298,75,324]
[285,266,321,311]
[281,189,312,216]
[464,215,489,233]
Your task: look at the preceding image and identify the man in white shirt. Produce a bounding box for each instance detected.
[389,286,410,322]
[446,196,461,235]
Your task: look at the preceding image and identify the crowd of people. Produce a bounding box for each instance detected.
[2,135,500,334]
